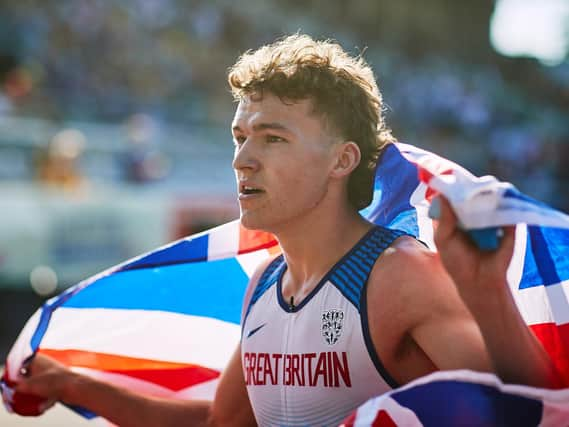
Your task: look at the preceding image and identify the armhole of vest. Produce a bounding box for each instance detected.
[357,227,408,390]
[359,279,400,389]
[327,225,404,389]
[241,254,284,336]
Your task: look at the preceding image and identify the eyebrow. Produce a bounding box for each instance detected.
[232,122,293,134]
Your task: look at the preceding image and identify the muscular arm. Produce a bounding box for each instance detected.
[16,344,255,427]
[402,246,493,374]
[368,237,493,385]
[434,196,560,388]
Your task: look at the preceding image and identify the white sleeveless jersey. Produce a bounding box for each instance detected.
[241,226,407,427]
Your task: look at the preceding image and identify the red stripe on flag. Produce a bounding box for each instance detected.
[39,348,190,371]
[107,365,220,391]
[418,165,435,184]
[530,322,569,387]
[425,185,438,202]
[372,409,397,427]
[414,163,454,202]
[340,411,357,427]
[238,224,278,254]
[38,348,220,391]
[340,407,397,427]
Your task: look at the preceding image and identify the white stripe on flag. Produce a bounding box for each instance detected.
[515,281,569,326]
[516,285,555,325]
[409,181,435,249]
[546,281,569,325]
[350,395,422,427]
[507,224,527,296]
[6,309,42,381]
[237,249,273,278]
[40,308,240,370]
[208,220,240,261]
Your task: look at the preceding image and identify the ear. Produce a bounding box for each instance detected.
[330,141,361,179]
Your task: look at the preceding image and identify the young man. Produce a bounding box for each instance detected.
[14,34,557,426]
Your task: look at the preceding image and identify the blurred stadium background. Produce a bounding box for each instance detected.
[0,1,568,422]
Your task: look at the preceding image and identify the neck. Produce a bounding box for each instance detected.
[274,201,372,300]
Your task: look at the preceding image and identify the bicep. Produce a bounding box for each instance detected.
[407,254,492,372]
[410,306,492,372]
[371,240,493,375]
[210,343,256,427]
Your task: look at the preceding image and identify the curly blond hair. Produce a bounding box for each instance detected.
[228,34,394,210]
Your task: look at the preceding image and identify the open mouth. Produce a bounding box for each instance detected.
[240,185,264,196]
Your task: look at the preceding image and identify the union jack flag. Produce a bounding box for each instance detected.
[2,143,568,424]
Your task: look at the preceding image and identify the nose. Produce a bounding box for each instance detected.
[232,138,260,173]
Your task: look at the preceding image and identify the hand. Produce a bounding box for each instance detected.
[433,196,516,309]
[15,353,74,410]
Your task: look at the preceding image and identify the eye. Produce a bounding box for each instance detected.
[266,135,287,143]
[233,135,247,146]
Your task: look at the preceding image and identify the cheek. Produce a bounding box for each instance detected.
[273,163,317,190]
[272,163,329,205]
[267,145,332,194]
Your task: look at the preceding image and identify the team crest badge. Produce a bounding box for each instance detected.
[321,309,344,345]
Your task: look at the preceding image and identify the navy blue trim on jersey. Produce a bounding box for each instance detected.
[329,226,406,311]
[330,225,406,389]
[242,254,285,325]
[355,227,405,389]
[275,226,384,313]
[360,275,400,389]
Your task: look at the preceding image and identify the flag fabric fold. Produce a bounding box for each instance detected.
[2,221,279,417]
[2,142,569,424]
[342,370,569,427]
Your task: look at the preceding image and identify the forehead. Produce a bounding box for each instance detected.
[232,93,320,129]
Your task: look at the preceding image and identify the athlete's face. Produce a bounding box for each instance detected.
[232,93,339,232]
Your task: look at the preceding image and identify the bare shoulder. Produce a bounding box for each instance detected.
[367,234,459,329]
[372,235,444,291]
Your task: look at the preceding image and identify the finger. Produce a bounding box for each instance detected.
[14,379,30,394]
[14,378,47,398]
[19,366,29,378]
[19,355,35,379]
[38,398,57,413]
[433,196,458,246]
[438,195,458,224]
[14,373,38,394]
[497,225,516,263]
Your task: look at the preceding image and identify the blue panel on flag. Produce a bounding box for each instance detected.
[381,209,419,237]
[62,257,248,324]
[362,144,420,235]
[503,188,552,209]
[120,234,209,271]
[520,226,569,289]
[392,380,542,427]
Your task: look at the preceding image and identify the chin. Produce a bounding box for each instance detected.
[239,212,260,230]
[240,212,273,232]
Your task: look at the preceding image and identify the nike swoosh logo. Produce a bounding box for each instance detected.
[246,323,267,338]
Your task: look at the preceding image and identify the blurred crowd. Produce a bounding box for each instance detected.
[0,0,567,210]
[378,55,569,211]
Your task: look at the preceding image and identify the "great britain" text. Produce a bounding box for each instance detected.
[242,351,352,388]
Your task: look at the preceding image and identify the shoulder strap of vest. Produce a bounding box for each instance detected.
[329,226,407,310]
[242,254,285,324]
